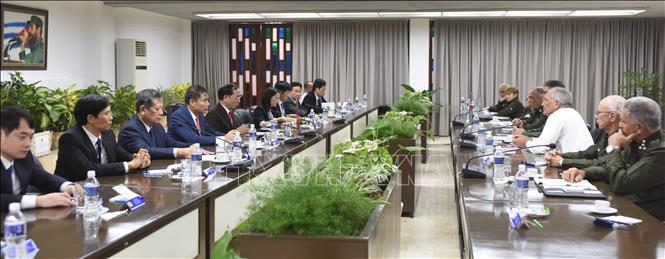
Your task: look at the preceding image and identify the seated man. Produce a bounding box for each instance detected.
[301,79,327,115]
[1,106,79,212]
[206,83,249,134]
[515,80,566,137]
[168,85,232,145]
[119,89,195,160]
[562,97,665,221]
[55,94,150,181]
[542,79,565,92]
[272,81,292,118]
[487,83,510,112]
[299,81,313,105]
[545,95,625,168]
[512,87,546,135]
[513,88,593,153]
[284,81,304,116]
[493,85,524,119]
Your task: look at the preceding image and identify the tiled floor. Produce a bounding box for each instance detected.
[400,137,461,258]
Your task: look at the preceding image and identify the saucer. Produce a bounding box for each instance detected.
[592,207,618,215]
[212,157,231,164]
[522,207,550,218]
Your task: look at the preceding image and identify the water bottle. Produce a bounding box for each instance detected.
[460,97,466,115]
[515,164,529,209]
[308,109,316,128]
[233,131,243,162]
[493,147,508,184]
[362,94,368,107]
[270,122,279,146]
[83,170,100,222]
[484,131,494,154]
[4,203,26,259]
[472,113,480,133]
[476,130,486,153]
[181,159,192,189]
[248,124,257,158]
[467,100,474,125]
[191,143,202,177]
[354,96,360,111]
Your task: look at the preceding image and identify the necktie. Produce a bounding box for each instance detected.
[7,165,15,194]
[148,128,157,146]
[295,99,300,116]
[316,98,320,107]
[195,116,201,134]
[280,103,285,116]
[227,111,234,126]
[95,139,102,163]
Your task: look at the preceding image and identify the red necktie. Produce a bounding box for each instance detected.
[195,116,201,132]
[227,111,234,125]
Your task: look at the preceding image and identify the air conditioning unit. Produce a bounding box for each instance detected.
[116,39,147,90]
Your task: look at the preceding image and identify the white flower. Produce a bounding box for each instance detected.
[335,154,344,158]
[343,148,357,154]
[399,111,408,116]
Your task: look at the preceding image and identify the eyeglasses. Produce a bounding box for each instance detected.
[594,111,612,116]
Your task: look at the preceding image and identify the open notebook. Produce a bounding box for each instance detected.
[534,177,605,198]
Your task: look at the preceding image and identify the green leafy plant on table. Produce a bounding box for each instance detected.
[111,84,137,129]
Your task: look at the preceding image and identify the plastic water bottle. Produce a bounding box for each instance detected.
[180,159,192,188]
[248,124,257,158]
[515,164,529,209]
[460,97,466,115]
[362,94,368,107]
[233,131,243,162]
[493,147,508,184]
[4,203,26,259]
[467,100,474,125]
[354,96,360,111]
[308,109,316,128]
[476,130,486,153]
[191,143,202,177]
[270,122,279,146]
[83,170,100,222]
[485,131,494,154]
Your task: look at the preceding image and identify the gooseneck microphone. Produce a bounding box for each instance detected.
[460,125,514,140]
[173,122,247,150]
[461,143,557,178]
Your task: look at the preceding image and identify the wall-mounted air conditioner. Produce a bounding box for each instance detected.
[116,39,147,90]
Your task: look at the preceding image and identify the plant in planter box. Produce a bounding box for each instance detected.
[0,72,69,131]
[76,80,113,97]
[357,116,418,141]
[111,84,137,129]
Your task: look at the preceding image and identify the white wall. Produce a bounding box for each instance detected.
[408,18,430,91]
[0,1,191,89]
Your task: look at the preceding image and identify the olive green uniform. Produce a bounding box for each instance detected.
[519,106,546,131]
[560,131,609,169]
[493,98,525,119]
[583,131,665,221]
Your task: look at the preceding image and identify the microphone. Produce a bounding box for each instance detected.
[452,113,466,127]
[279,122,323,139]
[460,125,513,140]
[461,143,556,178]
[173,122,247,150]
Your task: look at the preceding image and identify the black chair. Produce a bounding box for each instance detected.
[234,108,253,125]
[166,103,185,124]
[378,105,392,116]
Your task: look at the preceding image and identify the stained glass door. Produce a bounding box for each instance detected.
[229,23,292,108]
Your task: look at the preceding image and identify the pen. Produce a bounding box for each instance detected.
[532,219,544,230]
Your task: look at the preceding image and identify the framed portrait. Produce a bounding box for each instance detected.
[1,4,48,70]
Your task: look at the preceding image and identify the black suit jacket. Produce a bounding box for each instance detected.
[55,126,134,181]
[283,96,303,116]
[1,152,68,211]
[302,93,326,115]
[206,103,240,134]
[252,105,274,129]
[118,116,190,159]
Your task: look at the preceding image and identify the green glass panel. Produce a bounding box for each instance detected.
[250,27,256,39]
[264,27,271,38]
[285,27,292,41]
[272,42,278,52]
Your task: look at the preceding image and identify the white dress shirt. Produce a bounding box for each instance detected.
[82,126,128,172]
[526,107,594,153]
[2,155,72,209]
[300,92,308,105]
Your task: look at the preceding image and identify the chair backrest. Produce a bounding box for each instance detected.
[234,108,253,125]
[166,103,186,124]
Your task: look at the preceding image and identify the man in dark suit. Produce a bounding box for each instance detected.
[168,85,232,145]
[301,78,328,115]
[284,81,304,116]
[55,94,150,182]
[206,83,249,134]
[1,106,79,212]
[272,81,292,118]
[119,89,194,160]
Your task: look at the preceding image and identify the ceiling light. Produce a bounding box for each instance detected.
[319,12,381,18]
[506,10,571,16]
[379,12,442,17]
[196,13,263,19]
[258,13,321,18]
[569,10,646,16]
[441,11,507,17]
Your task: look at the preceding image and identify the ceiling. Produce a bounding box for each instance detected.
[104,1,665,20]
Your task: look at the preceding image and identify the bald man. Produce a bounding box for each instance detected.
[545,95,625,168]
[488,83,510,113]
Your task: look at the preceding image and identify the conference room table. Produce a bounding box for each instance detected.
[450,124,665,258]
[2,106,379,259]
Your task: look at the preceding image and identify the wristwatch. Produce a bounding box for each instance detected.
[605,145,621,153]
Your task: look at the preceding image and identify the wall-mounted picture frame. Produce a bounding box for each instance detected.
[1,3,48,70]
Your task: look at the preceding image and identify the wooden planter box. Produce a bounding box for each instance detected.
[387,138,417,218]
[232,171,402,259]
[420,118,429,163]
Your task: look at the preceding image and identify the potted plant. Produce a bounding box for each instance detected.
[232,140,401,258]
[618,68,664,107]
[394,84,439,163]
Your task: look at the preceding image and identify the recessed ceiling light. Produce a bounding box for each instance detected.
[506,10,572,17]
[196,13,263,19]
[379,12,442,17]
[258,13,321,18]
[441,11,507,17]
[569,10,646,16]
[319,12,381,18]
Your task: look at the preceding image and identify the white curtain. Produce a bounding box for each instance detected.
[292,20,409,107]
[192,21,230,105]
[432,18,665,135]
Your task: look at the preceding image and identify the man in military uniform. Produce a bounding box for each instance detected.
[19,16,45,64]
[545,95,625,169]
[487,83,510,112]
[512,87,546,134]
[562,97,665,221]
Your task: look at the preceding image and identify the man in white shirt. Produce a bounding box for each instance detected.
[1,106,80,211]
[513,87,593,153]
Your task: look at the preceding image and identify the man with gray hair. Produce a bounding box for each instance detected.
[487,83,511,112]
[513,87,593,153]
[562,96,664,221]
[545,95,625,168]
[512,87,547,136]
